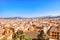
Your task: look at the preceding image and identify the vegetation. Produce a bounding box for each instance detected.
[12,32,32,40]
[2,29,46,40]
[20,34,26,40]
[25,37,32,40]
[37,30,46,40]
[12,33,20,40]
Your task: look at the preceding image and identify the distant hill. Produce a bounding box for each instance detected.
[44,16,60,18]
[0,17,27,19]
[0,16,60,19]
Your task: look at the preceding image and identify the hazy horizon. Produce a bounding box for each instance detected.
[0,0,60,18]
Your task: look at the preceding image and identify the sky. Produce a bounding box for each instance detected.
[0,0,60,18]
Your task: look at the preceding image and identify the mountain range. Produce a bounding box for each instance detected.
[0,16,60,19]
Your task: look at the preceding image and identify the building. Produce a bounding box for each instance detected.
[49,25,60,40]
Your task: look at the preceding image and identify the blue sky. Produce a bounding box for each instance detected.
[0,0,60,18]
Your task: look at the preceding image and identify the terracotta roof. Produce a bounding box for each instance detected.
[25,31,39,39]
[50,26,60,32]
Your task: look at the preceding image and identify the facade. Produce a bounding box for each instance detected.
[49,26,60,40]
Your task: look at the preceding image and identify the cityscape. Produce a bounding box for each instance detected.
[0,17,60,40]
[0,0,60,40]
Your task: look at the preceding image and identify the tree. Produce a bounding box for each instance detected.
[25,37,32,40]
[20,34,26,40]
[37,30,46,40]
[12,32,32,40]
[12,33,20,40]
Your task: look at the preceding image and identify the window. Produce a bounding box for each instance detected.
[57,32,59,34]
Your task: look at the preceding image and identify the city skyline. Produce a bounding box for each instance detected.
[0,0,60,18]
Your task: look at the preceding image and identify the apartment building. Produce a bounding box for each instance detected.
[49,25,60,40]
